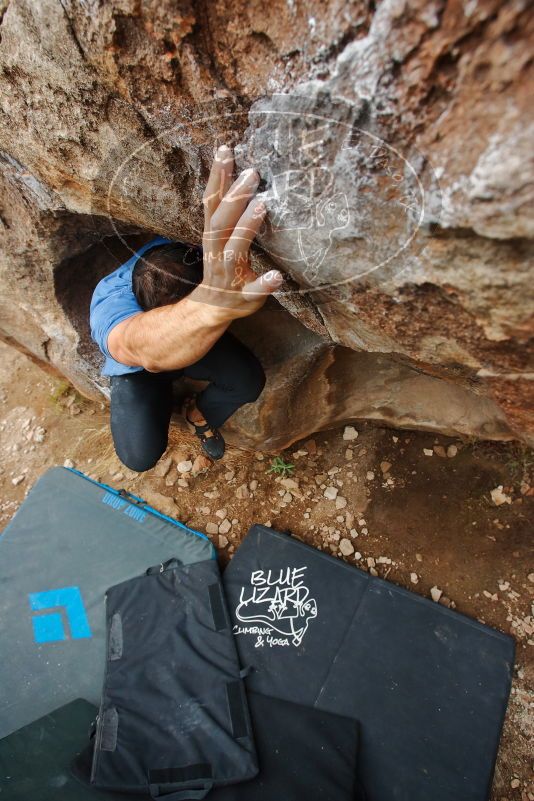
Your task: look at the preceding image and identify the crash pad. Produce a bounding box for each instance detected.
[223,525,514,801]
[0,467,214,738]
[0,699,139,800]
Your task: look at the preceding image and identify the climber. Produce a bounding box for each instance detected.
[89,145,283,470]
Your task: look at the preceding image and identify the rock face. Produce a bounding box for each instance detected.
[0,0,532,449]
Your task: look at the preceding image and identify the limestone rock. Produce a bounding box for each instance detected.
[153,456,172,478]
[339,538,354,557]
[140,490,177,520]
[0,0,531,449]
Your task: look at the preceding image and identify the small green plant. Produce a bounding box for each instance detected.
[267,456,295,478]
[49,380,71,406]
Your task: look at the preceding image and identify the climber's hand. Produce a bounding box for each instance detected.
[190,144,283,320]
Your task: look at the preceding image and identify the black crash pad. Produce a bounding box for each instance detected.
[0,698,138,800]
[210,691,364,801]
[223,525,515,801]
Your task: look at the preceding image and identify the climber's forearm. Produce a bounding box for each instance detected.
[107,292,232,372]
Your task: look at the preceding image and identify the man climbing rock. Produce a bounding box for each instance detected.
[90,145,282,471]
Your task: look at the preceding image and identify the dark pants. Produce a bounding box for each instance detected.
[110,331,265,472]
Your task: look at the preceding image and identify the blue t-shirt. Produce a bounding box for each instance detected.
[90,236,172,376]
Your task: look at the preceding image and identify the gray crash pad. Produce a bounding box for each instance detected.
[0,467,214,737]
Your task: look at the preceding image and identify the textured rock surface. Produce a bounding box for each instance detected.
[0,0,532,448]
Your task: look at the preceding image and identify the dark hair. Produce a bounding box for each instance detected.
[132,242,203,310]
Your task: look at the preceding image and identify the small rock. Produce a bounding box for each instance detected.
[200,506,210,515]
[366,471,375,481]
[528,572,534,583]
[254,452,264,461]
[433,445,447,458]
[170,448,190,465]
[154,456,173,477]
[410,573,419,584]
[280,477,299,491]
[335,495,347,509]
[218,535,229,548]
[282,492,293,503]
[165,473,177,487]
[355,551,362,560]
[219,518,231,535]
[324,486,338,500]
[367,557,376,568]
[11,474,25,486]
[339,538,354,556]
[380,461,392,474]
[33,426,46,443]
[112,471,124,482]
[303,438,317,455]
[416,553,423,562]
[215,508,227,519]
[141,490,177,518]
[249,479,258,491]
[206,522,219,535]
[345,448,353,460]
[235,483,250,500]
[69,403,81,415]
[483,590,498,601]
[177,478,189,488]
[510,778,520,789]
[447,444,458,458]
[224,469,235,481]
[490,485,512,506]
[423,448,434,456]
[292,449,308,459]
[430,586,442,603]
[343,426,358,441]
[369,567,378,577]
[177,460,193,474]
[377,556,391,564]
[192,454,211,474]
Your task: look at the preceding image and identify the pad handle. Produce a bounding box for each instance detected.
[149,782,213,801]
[146,557,183,575]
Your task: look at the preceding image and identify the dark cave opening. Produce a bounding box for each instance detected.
[53,230,154,374]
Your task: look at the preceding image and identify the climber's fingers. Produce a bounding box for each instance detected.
[241,269,284,301]
[223,196,267,269]
[208,166,261,250]
[203,145,234,228]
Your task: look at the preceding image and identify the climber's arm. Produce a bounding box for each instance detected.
[106,297,231,373]
[109,143,283,373]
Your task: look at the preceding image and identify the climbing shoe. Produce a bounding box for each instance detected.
[183,397,226,461]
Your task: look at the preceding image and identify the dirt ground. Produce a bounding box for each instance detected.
[0,340,532,799]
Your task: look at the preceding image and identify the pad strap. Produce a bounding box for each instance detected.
[148,764,213,800]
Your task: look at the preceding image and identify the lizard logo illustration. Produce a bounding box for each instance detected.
[235,566,318,647]
[261,168,350,284]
